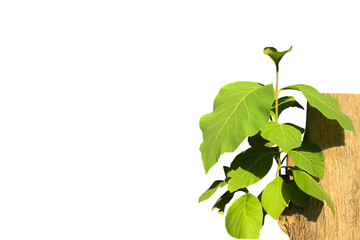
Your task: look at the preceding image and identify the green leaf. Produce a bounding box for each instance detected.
[199,82,275,173]
[287,141,325,179]
[284,123,305,134]
[227,146,277,192]
[260,122,302,152]
[287,180,310,208]
[225,193,263,239]
[282,84,356,134]
[198,180,224,203]
[293,169,335,214]
[248,132,274,147]
[212,191,235,215]
[270,96,304,119]
[261,176,290,219]
[264,46,292,67]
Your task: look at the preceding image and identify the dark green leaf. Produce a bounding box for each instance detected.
[261,176,290,219]
[260,122,302,152]
[282,84,356,134]
[257,191,267,226]
[293,169,335,214]
[270,96,304,119]
[227,146,277,192]
[248,133,274,147]
[223,166,232,183]
[287,180,310,208]
[287,141,325,179]
[212,191,235,215]
[225,193,263,239]
[199,82,275,173]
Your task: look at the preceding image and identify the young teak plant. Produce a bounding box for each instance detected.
[198,46,356,239]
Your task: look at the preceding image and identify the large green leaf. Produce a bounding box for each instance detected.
[261,176,290,219]
[199,82,274,173]
[225,193,263,239]
[260,122,302,152]
[270,96,304,119]
[287,141,325,179]
[227,146,277,192]
[282,84,356,134]
[212,191,235,215]
[264,46,292,68]
[287,180,310,208]
[293,169,335,214]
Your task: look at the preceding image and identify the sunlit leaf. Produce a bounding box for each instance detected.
[287,141,325,179]
[199,180,224,203]
[260,122,302,152]
[282,84,356,134]
[227,146,277,192]
[284,123,305,134]
[261,177,290,219]
[293,169,335,214]
[226,193,263,239]
[199,82,274,173]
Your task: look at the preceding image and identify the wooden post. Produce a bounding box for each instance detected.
[278,93,360,240]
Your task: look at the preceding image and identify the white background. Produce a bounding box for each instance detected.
[0,1,359,239]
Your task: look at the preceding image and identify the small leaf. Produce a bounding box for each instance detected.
[282,84,356,134]
[264,46,293,68]
[225,193,263,239]
[227,146,277,192]
[270,96,304,119]
[199,82,275,173]
[287,180,310,208]
[212,191,235,215]
[293,169,335,214]
[287,141,325,179]
[261,176,290,219]
[260,122,302,152]
[199,180,224,203]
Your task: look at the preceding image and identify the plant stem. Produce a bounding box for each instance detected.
[275,66,279,123]
[276,150,281,177]
[275,65,281,176]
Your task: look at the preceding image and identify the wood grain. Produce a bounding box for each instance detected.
[278,94,360,240]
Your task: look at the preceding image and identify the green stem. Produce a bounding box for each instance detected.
[275,67,279,123]
[276,152,281,176]
[275,65,281,176]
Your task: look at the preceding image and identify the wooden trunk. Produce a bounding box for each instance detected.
[278,93,360,240]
